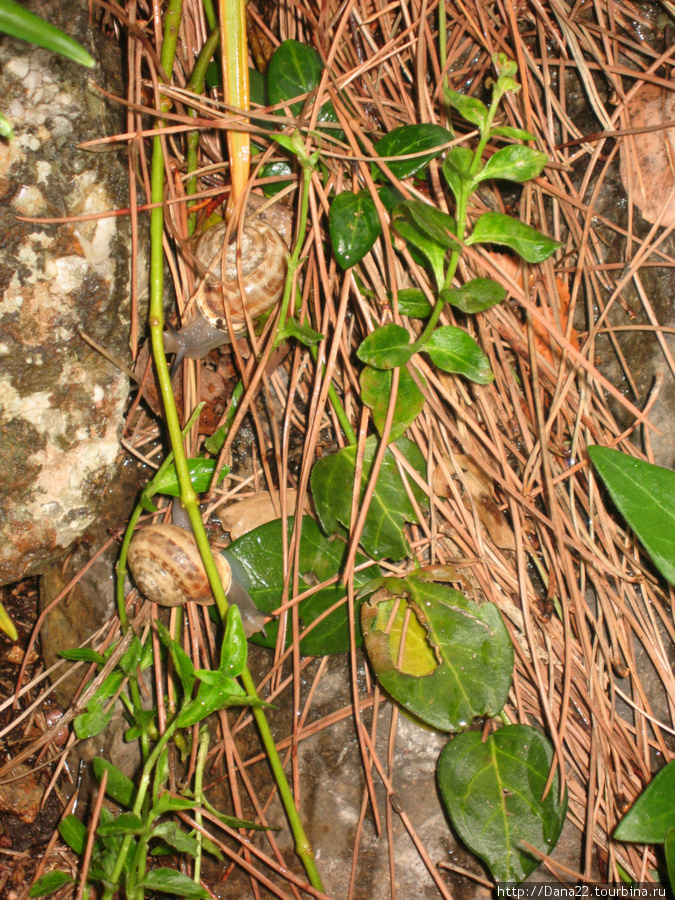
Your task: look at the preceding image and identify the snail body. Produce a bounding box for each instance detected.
[164,195,293,370]
[127,523,267,638]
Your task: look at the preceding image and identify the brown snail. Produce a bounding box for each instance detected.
[127,523,268,638]
[163,195,294,371]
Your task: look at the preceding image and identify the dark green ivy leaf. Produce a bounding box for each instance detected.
[267,39,340,133]
[360,365,426,442]
[372,124,452,180]
[329,190,381,268]
[613,760,675,842]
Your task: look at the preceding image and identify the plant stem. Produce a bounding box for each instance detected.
[193,727,210,884]
[274,157,313,345]
[219,0,249,213]
[186,25,221,230]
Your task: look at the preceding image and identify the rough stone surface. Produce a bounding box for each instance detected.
[0,0,137,584]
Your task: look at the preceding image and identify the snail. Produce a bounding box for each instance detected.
[127,522,268,638]
[164,195,294,372]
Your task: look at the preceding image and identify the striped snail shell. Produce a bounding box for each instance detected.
[128,524,231,608]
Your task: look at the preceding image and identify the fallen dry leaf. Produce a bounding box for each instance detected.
[433,453,516,551]
[219,490,313,540]
[618,83,675,228]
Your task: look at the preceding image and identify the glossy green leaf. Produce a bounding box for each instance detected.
[329,190,381,268]
[490,125,537,141]
[151,822,203,858]
[150,458,229,499]
[391,210,447,289]
[59,647,106,664]
[118,634,143,677]
[588,447,675,586]
[29,872,74,897]
[227,516,380,654]
[177,677,256,729]
[311,435,426,561]
[59,814,87,854]
[372,124,452,180]
[360,365,426,442]
[394,289,432,318]
[219,605,247,677]
[614,760,675,842]
[467,212,561,263]
[74,700,113,740]
[267,39,339,131]
[137,868,209,899]
[444,89,488,130]
[97,813,143,837]
[665,827,675,886]
[89,669,124,704]
[378,183,406,212]
[362,573,513,731]
[393,200,457,249]
[438,725,567,882]
[260,160,294,197]
[476,145,547,184]
[155,620,195,697]
[442,146,474,205]
[201,795,274,830]
[151,793,198,817]
[93,759,136,808]
[277,316,325,347]
[440,278,506,314]
[425,326,494,384]
[357,324,412,370]
[0,0,95,67]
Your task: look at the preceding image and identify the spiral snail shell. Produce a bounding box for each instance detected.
[127,523,268,637]
[163,195,293,370]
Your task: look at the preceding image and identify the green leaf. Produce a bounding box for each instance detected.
[260,160,294,197]
[393,200,457,249]
[311,435,425,560]
[588,447,675,586]
[118,635,143,677]
[329,191,381,268]
[59,814,87,854]
[74,700,113,740]
[357,324,412,370]
[176,678,257,729]
[666,827,675,887]
[97,813,143,836]
[440,278,506,314]
[0,0,95,68]
[476,145,547,184]
[277,316,324,347]
[151,793,198,817]
[394,289,432,318]
[227,516,380,654]
[490,125,537,141]
[425,326,494,384]
[200,796,273,830]
[444,89,488,130]
[151,822,201,858]
[219,604,247,677]
[137,868,209,899]
[391,212,447,290]
[267,39,340,133]
[29,872,75,897]
[372,124,452,180]
[613,760,675,842]
[360,365,426,442]
[155,620,195,697]
[92,759,136,808]
[59,647,106,664]
[0,110,14,140]
[466,212,561,263]
[442,146,474,205]
[362,574,513,731]
[150,458,229,498]
[438,725,567,882]
[378,183,406,212]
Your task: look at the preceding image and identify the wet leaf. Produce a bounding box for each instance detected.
[226,516,380,654]
[377,183,406,212]
[219,605,247,677]
[438,725,567,882]
[156,620,195,697]
[137,868,209,898]
[260,160,294,197]
[442,146,474,204]
[391,208,447,289]
[467,213,561,263]
[393,200,457,249]
[394,288,432,318]
[440,278,506,314]
[372,124,452,180]
[588,447,675,585]
[177,677,257,729]
[329,190,381,268]
[267,39,339,131]
[311,436,426,561]
[425,326,494,384]
[360,365,426,442]
[357,324,412,370]
[29,872,74,897]
[444,89,488,131]
[476,145,547,184]
[150,458,229,499]
[74,700,113,740]
[60,647,106,665]
[362,573,513,731]
[613,760,675,842]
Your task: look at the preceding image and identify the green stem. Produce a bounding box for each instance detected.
[274,158,313,347]
[193,727,210,884]
[309,345,356,446]
[186,26,221,231]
